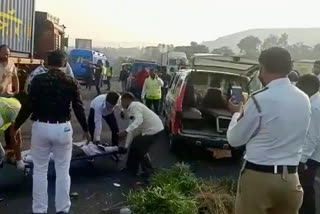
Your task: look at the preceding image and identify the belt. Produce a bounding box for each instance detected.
[34,119,68,124]
[245,161,297,174]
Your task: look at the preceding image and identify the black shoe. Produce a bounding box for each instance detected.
[56,212,68,214]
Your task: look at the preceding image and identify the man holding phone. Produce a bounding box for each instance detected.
[141,68,164,115]
[227,47,311,214]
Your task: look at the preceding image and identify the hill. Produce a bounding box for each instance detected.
[202,28,320,52]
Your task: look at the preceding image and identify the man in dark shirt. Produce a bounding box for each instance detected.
[27,50,89,214]
[95,60,103,95]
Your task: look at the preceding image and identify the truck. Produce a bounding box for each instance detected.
[75,39,92,50]
[161,51,188,73]
[0,0,68,69]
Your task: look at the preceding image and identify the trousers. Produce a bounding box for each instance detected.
[31,121,73,213]
[121,81,127,93]
[299,159,320,214]
[145,99,160,115]
[236,169,303,214]
[127,131,162,175]
[88,108,119,146]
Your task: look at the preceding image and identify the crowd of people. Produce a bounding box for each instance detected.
[0,44,320,214]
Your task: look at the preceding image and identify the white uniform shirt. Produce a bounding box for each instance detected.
[227,78,311,166]
[90,94,115,141]
[301,92,320,163]
[0,60,17,96]
[24,63,74,94]
[125,102,163,146]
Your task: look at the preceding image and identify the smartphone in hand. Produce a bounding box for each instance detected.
[231,86,243,104]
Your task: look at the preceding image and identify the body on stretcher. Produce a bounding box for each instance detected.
[12,142,122,176]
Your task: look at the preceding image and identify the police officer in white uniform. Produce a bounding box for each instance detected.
[28,50,89,214]
[227,47,311,214]
[296,74,320,214]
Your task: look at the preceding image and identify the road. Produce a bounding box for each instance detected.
[0,80,319,214]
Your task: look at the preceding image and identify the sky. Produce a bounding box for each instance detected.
[36,0,320,47]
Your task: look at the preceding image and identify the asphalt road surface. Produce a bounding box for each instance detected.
[0,80,319,214]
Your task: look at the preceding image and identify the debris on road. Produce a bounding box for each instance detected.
[86,193,96,200]
[70,192,80,200]
[113,183,121,187]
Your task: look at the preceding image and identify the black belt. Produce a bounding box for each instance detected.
[34,119,68,124]
[245,161,297,174]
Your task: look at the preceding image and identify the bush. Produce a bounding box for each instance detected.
[127,163,236,214]
[150,163,198,195]
[128,185,198,214]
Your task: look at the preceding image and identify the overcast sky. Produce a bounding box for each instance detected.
[36,0,320,47]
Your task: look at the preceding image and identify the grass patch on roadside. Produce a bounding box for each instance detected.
[127,163,236,214]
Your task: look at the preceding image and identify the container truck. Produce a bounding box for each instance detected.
[75,39,92,50]
[0,0,68,68]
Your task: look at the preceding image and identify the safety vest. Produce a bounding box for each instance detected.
[102,66,107,76]
[145,77,162,100]
[0,97,21,132]
[106,67,112,77]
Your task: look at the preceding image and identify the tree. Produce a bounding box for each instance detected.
[261,34,279,50]
[237,36,261,57]
[278,33,288,48]
[211,46,235,56]
[287,43,313,60]
[190,41,198,47]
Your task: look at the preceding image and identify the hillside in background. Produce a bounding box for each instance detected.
[202,28,320,52]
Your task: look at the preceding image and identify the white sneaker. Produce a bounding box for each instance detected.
[16,160,25,171]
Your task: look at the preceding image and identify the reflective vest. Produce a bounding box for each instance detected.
[102,66,107,76]
[145,77,162,100]
[106,67,112,77]
[0,97,21,132]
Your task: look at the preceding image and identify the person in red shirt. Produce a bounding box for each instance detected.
[135,67,149,90]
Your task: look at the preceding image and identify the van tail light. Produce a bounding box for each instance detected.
[172,83,187,134]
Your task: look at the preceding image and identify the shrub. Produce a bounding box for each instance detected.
[128,185,198,214]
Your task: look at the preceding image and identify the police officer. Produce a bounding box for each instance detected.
[26,50,89,214]
[141,68,164,115]
[227,47,311,214]
[296,74,320,214]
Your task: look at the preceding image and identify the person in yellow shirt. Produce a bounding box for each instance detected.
[141,68,164,115]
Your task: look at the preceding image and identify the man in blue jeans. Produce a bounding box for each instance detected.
[88,92,120,146]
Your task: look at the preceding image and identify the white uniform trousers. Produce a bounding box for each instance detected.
[31,121,73,213]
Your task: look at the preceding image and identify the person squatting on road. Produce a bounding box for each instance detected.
[119,92,164,176]
[88,92,120,146]
[295,74,320,214]
[227,47,311,214]
[23,50,90,214]
[141,68,164,115]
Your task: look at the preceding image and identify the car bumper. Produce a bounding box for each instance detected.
[172,132,229,149]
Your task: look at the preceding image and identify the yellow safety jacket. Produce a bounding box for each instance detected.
[102,66,107,76]
[106,67,112,77]
[145,77,162,100]
[0,97,21,132]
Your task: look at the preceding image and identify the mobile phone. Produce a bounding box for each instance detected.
[231,86,243,104]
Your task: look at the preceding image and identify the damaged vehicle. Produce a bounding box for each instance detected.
[163,54,262,160]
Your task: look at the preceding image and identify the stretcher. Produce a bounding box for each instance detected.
[6,142,122,176]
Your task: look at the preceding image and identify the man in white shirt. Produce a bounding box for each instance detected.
[119,92,164,176]
[88,92,120,145]
[0,44,19,96]
[227,47,311,214]
[141,68,164,115]
[296,74,320,214]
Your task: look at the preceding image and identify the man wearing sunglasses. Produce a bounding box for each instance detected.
[88,92,121,145]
